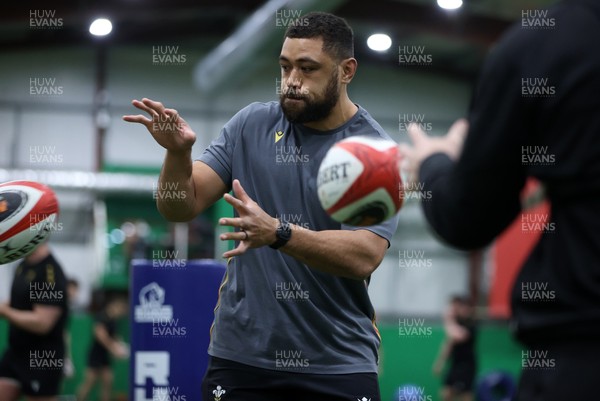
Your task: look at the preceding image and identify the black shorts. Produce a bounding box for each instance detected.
[201,356,381,401]
[0,347,63,397]
[87,346,110,369]
[516,340,600,401]
[443,360,476,394]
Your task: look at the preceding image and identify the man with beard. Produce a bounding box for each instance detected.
[123,12,398,400]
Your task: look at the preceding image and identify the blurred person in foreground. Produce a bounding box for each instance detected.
[400,1,600,399]
[0,242,68,401]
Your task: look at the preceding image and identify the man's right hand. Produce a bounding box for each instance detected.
[123,97,228,220]
[122,98,196,153]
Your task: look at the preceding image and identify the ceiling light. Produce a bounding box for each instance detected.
[89,18,112,36]
[367,34,392,52]
[437,0,463,10]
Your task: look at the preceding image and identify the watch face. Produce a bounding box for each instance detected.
[280,221,292,240]
[270,220,292,249]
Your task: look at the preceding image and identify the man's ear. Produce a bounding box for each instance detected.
[340,58,357,84]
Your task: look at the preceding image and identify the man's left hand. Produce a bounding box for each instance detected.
[219,179,278,258]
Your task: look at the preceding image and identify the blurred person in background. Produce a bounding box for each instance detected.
[0,242,68,401]
[433,296,478,401]
[63,278,80,380]
[66,279,83,314]
[76,296,128,401]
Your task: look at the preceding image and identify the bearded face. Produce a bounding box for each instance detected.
[280,65,340,124]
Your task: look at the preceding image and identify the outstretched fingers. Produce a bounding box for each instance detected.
[222,241,249,258]
[123,99,159,127]
[406,122,430,146]
[223,193,248,214]
[141,98,166,114]
[132,99,159,118]
[122,114,152,127]
[232,179,251,203]
[447,118,469,141]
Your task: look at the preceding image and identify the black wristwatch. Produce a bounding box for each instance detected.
[269,219,292,249]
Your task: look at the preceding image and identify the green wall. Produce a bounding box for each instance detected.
[0,318,521,400]
[378,323,522,401]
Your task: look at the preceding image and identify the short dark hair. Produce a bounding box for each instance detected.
[284,12,354,61]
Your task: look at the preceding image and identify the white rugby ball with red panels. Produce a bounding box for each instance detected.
[0,181,59,264]
[317,136,403,227]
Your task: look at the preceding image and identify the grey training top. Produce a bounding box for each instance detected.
[198,101,399,374]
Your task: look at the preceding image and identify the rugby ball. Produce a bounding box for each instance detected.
[317,136,403,226]
[0,181,59,264]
